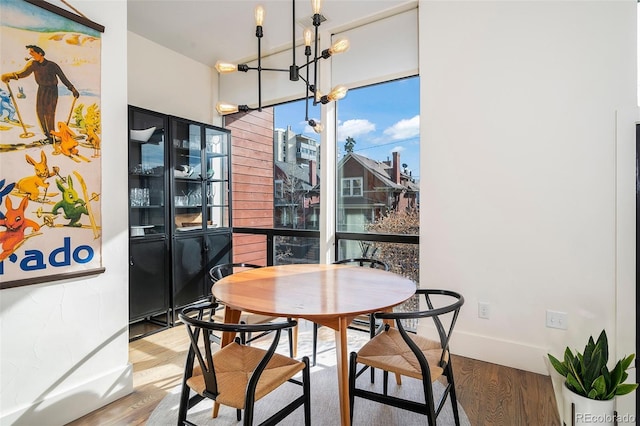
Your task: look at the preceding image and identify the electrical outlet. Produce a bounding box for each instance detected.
[546,310,568,330]
[478,302,490,319]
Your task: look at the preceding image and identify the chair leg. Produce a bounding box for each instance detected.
[349,352,358,425]
[302,357,311,426]
[287,319,298,358]
[395,372,402,385]
[240,320,247,346]
[312,322,319,366]
[177,383,191,426]
[445,362,461,426]
[292,322,299,358]
[212,402,220,418]
[383,370,389,395]
[369,314,376,383]
[177,350,195,426]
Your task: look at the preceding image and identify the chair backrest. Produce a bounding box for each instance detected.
[179,302,297,397]
[375,289,464,373]
[208,262,263,283]
[333,258,390,271]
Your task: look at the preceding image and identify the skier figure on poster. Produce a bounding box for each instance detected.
[1,45,79,142]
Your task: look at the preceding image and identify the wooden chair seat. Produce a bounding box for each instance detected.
[355,327,448,382]
[187,342,305,409]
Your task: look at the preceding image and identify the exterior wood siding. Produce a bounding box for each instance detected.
[226,109,274,265]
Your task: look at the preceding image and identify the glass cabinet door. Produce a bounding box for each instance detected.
[172,120,204,232]
[172,120,230,232]
[204,127,229,228]
[129,109,166,237]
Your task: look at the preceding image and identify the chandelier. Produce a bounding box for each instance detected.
[214,0,350,133]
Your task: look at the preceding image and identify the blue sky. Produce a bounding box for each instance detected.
[273,76,420,180]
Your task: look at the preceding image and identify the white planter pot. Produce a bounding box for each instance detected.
[562,384,615,426]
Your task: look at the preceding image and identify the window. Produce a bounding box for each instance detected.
[336,76,420,276]
[341,177,363,197]
[274,180,283,199]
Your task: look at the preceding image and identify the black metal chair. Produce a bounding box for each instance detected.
[178,302,311,425]
[208,263,297,358]
[311,258,389,367]
[348,289,464,425]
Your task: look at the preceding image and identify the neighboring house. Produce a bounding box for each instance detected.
[337,151,418,232]
[274,159,319,229]
[274,149,419,233]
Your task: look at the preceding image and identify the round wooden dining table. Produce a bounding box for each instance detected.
[212,263,416,426]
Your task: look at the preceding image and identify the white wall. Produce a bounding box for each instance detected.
[128,31,219,126]
[0,1,131,425]
[419,0,635,392]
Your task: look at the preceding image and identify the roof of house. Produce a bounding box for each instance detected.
[339,153,419,192]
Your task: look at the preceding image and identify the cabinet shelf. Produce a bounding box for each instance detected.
[131,204,164,209]
[129,173,163,178]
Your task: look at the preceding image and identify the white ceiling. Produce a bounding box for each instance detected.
[127,0,412,67]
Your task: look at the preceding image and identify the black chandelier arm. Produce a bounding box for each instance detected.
[258,67,291,73]
[240,65,290,73]
[312,19,320,107]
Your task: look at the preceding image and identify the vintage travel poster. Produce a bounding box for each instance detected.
[0,0,104,288]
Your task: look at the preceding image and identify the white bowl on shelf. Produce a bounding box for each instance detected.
[131,225,153,236]
[130,126,156,142]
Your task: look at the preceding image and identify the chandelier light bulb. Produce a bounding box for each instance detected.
[216,102,239,115]
[254,5,265,26]
[309,119,324,133]
[304,28,313,47]
[328,39,350,55]
[215,61,238,74]
[310,0,322,15]
[327,85,348,102]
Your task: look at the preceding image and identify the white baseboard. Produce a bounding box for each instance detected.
[1,363,133,425]
[451,330,550,375]
[415,324,552,376]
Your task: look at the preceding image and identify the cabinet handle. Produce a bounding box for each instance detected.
[129,256,134,266]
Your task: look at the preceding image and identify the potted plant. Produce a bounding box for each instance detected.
[548,330,637,426]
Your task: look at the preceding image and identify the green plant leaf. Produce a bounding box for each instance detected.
[590,375,607,398]
[563,347,574,366]
[595,330,609,364]
[620,353,635,371]
[610,360,624,390]
[584,345,605,387]
[567,372,586,396]
[616,383,639,396]
[601,366,612,395]
[548,354,568,377]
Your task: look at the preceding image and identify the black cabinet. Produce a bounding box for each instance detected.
[128,107,170,328]
[128,106,232,335]
[169,116,232,314]
[172,233,232,309]
[129,238,169,320]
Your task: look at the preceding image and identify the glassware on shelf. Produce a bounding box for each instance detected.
[130,188,150,206]
[207,186,216,205]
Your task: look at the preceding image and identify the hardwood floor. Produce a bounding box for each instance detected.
[66,321,560,426]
